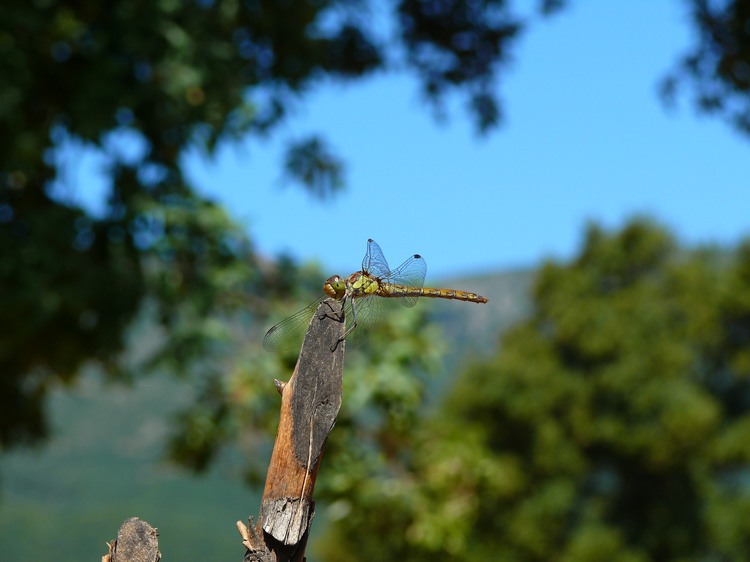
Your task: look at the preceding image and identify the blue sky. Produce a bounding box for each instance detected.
[66,1,750,280]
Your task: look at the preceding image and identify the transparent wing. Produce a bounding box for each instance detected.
[382,253,427,307]
[362,239,391,278]
[263,296,327,352]
[264,295,374,352]
[342,294,381,349]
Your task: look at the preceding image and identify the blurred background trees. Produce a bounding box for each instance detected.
[1,0,521,449]
[317,220,750,561]
[3,0,750,560]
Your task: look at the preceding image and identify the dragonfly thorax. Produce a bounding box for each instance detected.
[346,271,380,298]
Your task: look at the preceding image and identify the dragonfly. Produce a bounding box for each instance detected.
[263,239,489,352]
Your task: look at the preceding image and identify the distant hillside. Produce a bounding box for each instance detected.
[0,373,255,561]
[405,268,534,401]
[433,268,534,352]
[0,267,535,561]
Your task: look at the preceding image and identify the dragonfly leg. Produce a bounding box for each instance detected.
[330,297,358,352]
[321,299,346,324]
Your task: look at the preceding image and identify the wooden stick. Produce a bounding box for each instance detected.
[100,299,346,562]
[242,298,346,562]
[103,517,160,562]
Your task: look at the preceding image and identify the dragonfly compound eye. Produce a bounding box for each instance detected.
[323,275,346,298]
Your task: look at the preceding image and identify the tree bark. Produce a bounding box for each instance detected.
[101,299,345,562]
[239,298,346,562]
[102,517,160,562]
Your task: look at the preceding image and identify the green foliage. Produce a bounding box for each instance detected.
[663,1,750,134]
[5,5,750,557]
[4,0,750,458]
[0,170,259,447]
[283,136,345,198]
[397,0,521,132]
[318,219,750,561]
[0,0,522,452]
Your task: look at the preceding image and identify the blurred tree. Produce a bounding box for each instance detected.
[0,0,521,450]
[3,0,750,465]
[316,219,750,561]
[663,0,750,135]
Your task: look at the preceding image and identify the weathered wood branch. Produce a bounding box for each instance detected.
[239,298,346,562]
[100,299,345,562]
[102,517,160,562]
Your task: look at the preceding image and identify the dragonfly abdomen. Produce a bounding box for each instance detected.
[419,287,488,303]
[378,283,488,303]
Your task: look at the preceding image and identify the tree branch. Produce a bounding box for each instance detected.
[101,517,160,562]
[240,298,346,562]
[100,299,345,562]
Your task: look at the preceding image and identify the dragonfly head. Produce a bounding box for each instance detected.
[323,275,346,300]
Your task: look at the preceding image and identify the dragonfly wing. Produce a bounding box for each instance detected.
[362,239,392,278]
[341,294,382,349]
[263,295,327,352]
[384,253,427,307]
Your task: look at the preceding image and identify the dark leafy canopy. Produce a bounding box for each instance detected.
[664,0,750,134]
[0,0,521,450]
[316,220,750,561]
[398,0,520,131]
[2,0,750,454]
